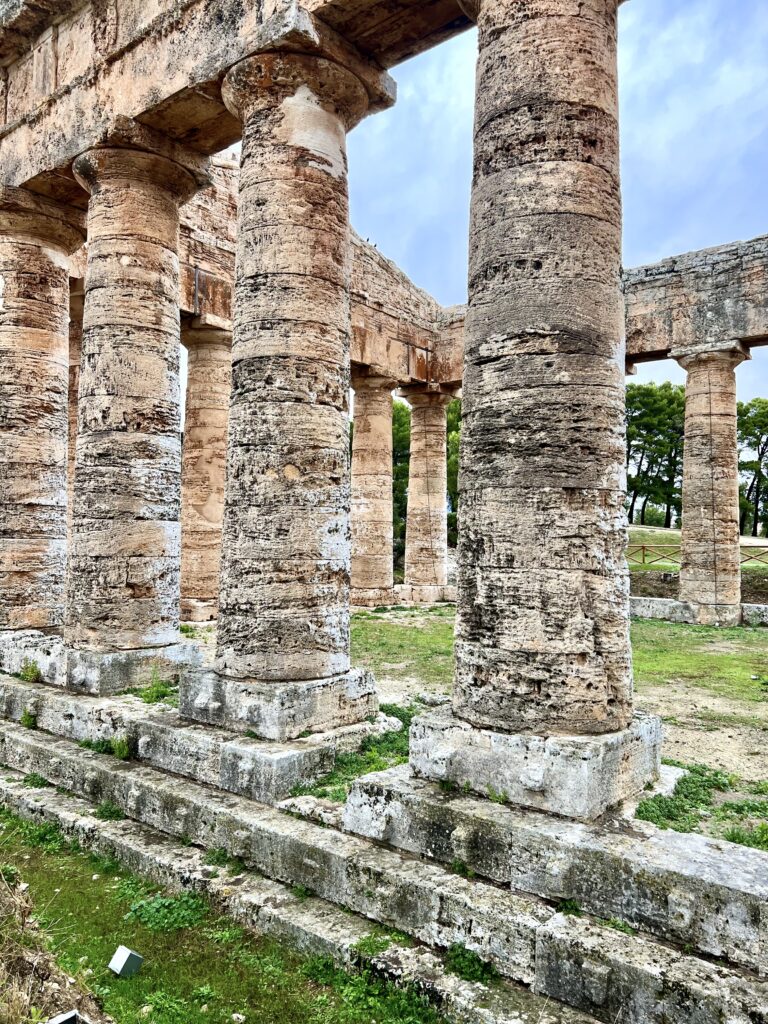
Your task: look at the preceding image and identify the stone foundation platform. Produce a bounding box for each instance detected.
[0,674,398,803]
[1,721,766,1022]
[0,629,66,686]
[67,642,203,694]
[408,708,663,820]
[630,596,768,627]
[180,667,378,741]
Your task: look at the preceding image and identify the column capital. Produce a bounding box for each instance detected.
[398,383,457,407]
[672,341,750,372]
[73,147,202,204]
[0,186,85,255]
[352,369,398,392]
[222,52,369,131]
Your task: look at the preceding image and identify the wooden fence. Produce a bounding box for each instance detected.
[627,544,768,567]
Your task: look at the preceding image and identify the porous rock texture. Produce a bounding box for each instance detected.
[65,147,201,691]
[402,386,451,591]
[180,323,231,622]
[0,187,84,637]
[675,345,748,626]
[350,372,395,601]
[455,0,632,736]
[67,283,84,528]
[201,52,379,738]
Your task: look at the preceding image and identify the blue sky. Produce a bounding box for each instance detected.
[346,0,768,401]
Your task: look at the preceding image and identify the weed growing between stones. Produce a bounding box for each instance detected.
[352,930,413,958]
[0,806,445,1024]
[94,801,125,821]
[18,659,43,684]
[290,704,415,802]
[443,943,497,983]
[203,847,245,873]
[19,708,37,730]
[449,859,475,879]
[557,899,583,917]
[122,667,179,706]
[21,772,51,789]
[79,736,133,760]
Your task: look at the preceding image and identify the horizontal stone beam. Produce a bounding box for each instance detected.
[0,1,395,190]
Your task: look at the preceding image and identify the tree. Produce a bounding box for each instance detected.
[738,398,768,536]
[625,381,685,527]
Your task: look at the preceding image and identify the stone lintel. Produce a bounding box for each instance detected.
[409,708,662,821]
[189,313,233,334]
[67,644,203,696]
[342,763,768,976]
[180,668,378,741]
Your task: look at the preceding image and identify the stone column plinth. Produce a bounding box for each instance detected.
[400,386,452,604]
[180,321,232,622]
[180,53,377,740]
[0,188,85,683]
[351,372,395,606]
[675,344,748,627]
[401,0,661,819]
[65,147,206,694]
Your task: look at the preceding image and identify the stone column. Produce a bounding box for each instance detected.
[401,386,451,602]
[68,282,85,524]
[351,372,395,605]
[405,0,661,820]
[0,189,85,681]
[180,320,232,622]
[674,344,748,627]
[180,53,377,740]
[66,147,206,694]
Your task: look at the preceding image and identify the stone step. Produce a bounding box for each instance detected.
[0,673,400,803]
[0,770,596,1024]
[1,721,766,1023]
[342,764,768,978]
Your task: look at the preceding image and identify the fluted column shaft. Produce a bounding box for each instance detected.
[403,389,451,590]
[455,0,631,735]
[351,373,395,600]
[215,53,368,684]
[0,189,84,636]
[181,324,232,622]
[66,148,200,691]
[676,346,747,626]
[68,283,84,527]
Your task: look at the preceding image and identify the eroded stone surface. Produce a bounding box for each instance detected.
[351,372,395,600]
[343,763,768,975]
[65,147,205,690]
[454,0,632,736]
[0,187,84,638]
[180,322,231,622]
[674,344,748,626]
[407,707,662,821]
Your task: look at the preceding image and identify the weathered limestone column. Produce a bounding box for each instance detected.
[351,372,395,605]
[403,0,661,820]
[180,320,232,622]
[67,282,85,523]
[180,53,378,740]
[0,189,85,681]
[674,344,749,626]
[66,146,208,693]
[401,386,451,602]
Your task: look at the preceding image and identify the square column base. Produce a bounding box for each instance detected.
[0,630,66,686]
[180,667,378,741]
[410,708,663,821]
[66,643,203,696]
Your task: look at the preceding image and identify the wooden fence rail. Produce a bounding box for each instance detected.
[627,544,768,567]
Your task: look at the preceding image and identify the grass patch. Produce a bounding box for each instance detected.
[18,659,43,684]
[443,943,496,983]
[94,801,125,821]
[122,667,179,706]
[636,764,733,832]
[721,822,768,850]
[79,736,133,760]
[19,709,37,730]
[0,806,444,1024]
[351,611,454,689]
[21,772,51,789]
[290,704,415,803]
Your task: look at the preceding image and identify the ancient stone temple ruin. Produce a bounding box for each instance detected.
[0,1,767,1021]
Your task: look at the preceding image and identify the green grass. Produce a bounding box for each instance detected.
[351,609,454,689]
[291,704,415,803]
[79,736,134,760]
[443,944,496,984]
[21,772,51,789]
[0,806,444,1024]
[630,619,768,703]
[636,763,734,832]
